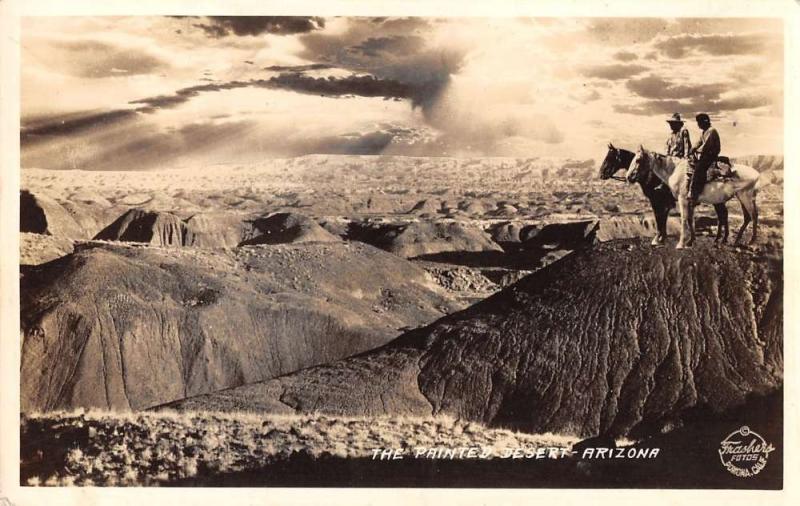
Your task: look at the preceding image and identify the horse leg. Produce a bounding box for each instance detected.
[676,195,690,249]
[713,203,729,244]
[733,193,752,245]
[686,201,696,247]
[656,205,669,244]
[650,201,667,245]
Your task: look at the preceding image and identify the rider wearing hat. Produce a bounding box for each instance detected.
[687,113,721,203]
[665,112,692,159]
[654,112,692,191]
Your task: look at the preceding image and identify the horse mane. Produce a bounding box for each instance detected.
[641,147,667,159]
[639,147,678,179]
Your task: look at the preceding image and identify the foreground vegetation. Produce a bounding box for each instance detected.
[21,410,577,486]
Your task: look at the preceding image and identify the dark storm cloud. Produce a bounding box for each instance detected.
[581,64,649,80]
[297,18,464,115]
[359,50,466,113]
[136,17,456,118]
[626,75,728,101]
[190,16,325,38]
[260,73,413,100]
[21,109,140,144]
[264,63,334,72]
[22,72,417,145]
[46,39,168,78]
[613,50,638,62]
[22,80,251,144]
[130,94,192,110]
[130,80,252,111]
[654,32,780,59]
[135,49,458,118]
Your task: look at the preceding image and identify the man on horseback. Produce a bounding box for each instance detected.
[657,112,692,191]
[665,113,692,159]
[687,113,721,204]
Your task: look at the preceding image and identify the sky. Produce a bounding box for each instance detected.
[20,16,784,170]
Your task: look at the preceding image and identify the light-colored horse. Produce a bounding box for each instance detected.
[626,146,760,249]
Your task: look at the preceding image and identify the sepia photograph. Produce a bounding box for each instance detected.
[1,1,795,499]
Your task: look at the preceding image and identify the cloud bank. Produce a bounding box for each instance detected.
[20,16,784,169]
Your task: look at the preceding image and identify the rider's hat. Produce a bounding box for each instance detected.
[666,112,684,124]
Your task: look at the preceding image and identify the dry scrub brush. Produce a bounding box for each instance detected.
[21,410,577,486]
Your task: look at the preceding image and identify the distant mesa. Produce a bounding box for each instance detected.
[20,241,458,412]
[239,212,341,246]
[94,209,188,247]
[167,240,782,440]
[20,189,87,239]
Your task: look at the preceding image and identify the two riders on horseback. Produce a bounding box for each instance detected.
[664,112,732,201]
[599,112,760,249]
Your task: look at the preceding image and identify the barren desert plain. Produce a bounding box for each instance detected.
[19,153,784,487]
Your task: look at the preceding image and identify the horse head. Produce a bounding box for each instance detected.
[598,143,618,180]
[626,145,648,184]
[599,143,635,180]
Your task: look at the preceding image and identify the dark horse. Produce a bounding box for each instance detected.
[598,144,729,245]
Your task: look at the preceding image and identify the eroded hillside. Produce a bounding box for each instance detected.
[20,241,459,411]
[168,239,782,439]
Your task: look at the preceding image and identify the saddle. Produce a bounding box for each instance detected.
[707,155,736,181]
